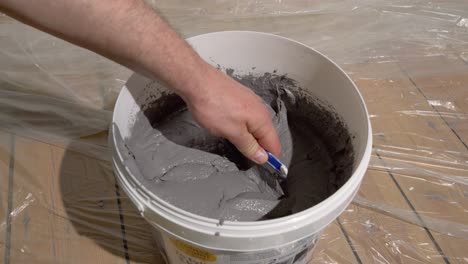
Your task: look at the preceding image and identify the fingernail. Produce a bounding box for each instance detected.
[252,148,267,164]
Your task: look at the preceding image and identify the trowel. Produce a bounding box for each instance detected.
[264,150,289,196]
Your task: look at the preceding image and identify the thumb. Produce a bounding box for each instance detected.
[228,130,268,164]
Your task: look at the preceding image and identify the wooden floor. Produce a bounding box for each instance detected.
[0,57,467,263]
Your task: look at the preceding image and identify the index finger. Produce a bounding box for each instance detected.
[248,116,281,157]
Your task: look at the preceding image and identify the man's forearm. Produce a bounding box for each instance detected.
[1,0,283,162]
[0,0,206,100]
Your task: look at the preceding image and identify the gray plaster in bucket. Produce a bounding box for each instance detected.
[116,71,354,222]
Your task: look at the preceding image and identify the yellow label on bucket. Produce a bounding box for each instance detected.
[170,239,217,262]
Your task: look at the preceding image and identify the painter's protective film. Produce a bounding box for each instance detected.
[0,0,467,263]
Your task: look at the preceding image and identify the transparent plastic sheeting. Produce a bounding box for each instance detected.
[0,0,467,263]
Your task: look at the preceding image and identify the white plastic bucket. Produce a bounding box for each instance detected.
[110,31,372,264]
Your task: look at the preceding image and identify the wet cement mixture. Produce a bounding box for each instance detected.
[118,71,354,221]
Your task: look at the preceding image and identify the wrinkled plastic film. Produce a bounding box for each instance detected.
[1,0,467,263]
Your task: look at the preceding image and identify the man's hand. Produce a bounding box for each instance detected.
[184,64,281,164]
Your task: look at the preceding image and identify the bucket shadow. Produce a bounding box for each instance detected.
[59,141,164,263]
